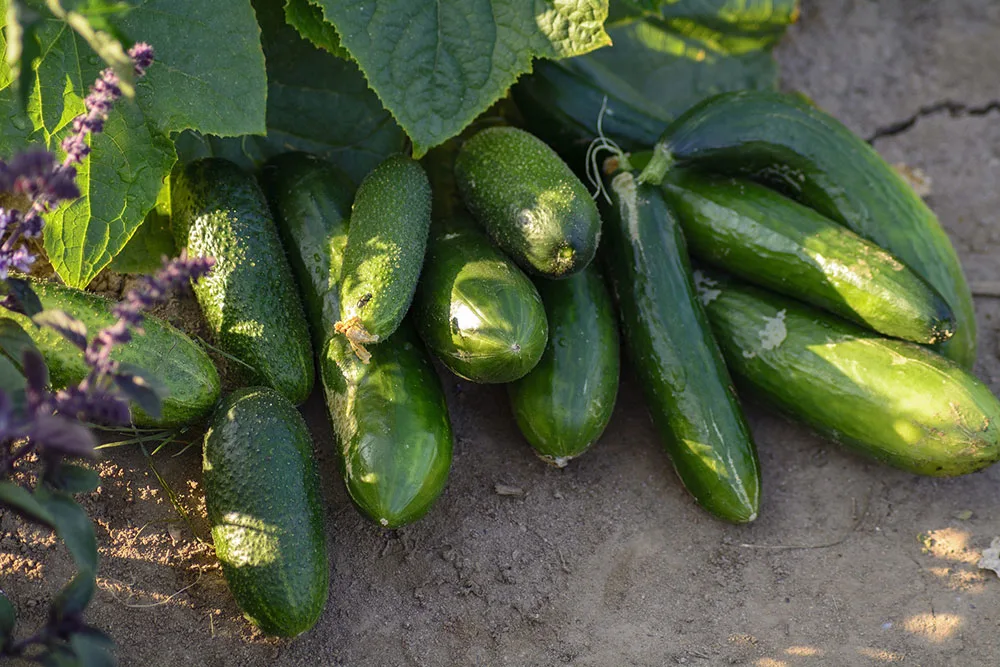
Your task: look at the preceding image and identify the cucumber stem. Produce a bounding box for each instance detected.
[636,142,675,186]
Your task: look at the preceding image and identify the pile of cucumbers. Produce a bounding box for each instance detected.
[18,89,1000,637]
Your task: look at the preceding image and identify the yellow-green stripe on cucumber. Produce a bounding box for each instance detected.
[455,127,601,278]
[642,90,976,368]
[602,171,760,523]
[413,218,548,383]
[699,272,1000,476]
[336,155,432,363]
[661,170,955,345]
[5,281,219,428]
[171,158,314,404]
[507,264,620,466]
[203,387,328,637]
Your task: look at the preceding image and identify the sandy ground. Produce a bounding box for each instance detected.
[4,1,1000,665]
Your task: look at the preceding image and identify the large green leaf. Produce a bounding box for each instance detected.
[283,0,347,59]
[177,0,407,185]
[314,0,612,156]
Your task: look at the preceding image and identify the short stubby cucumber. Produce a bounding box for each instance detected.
[698,272,1000,476]
[5,281,219,427]
[259,152,355,344]
[507,265,620,466]
[641,90,976,368]
[335,154,432,363]
[412,219,548,383]
[603,171,760,523]
[203,387,328,636]
[172,158,314,404]
[322,323,453,528]
[661,171,955,344]
[455,127,601,278]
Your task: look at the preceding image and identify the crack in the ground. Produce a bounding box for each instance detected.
[867,100,1000,143]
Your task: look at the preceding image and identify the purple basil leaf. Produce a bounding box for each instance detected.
[68,631,116,667]
[4,278,43,317]
[29,414,99,460]
[0,481,56,527]
[0,591,15,643]
[0,360,27,415]
[51,571,96,622]
[35,488,98,572]
[113,363,166,419]
[0,317,41,372]
[45,463,101,495]
[38,646,81,667]
[21,348,49,396]
[33,310,88,350]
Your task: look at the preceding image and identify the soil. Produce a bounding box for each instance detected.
[4,1,1000,665]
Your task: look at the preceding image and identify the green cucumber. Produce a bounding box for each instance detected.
[259,152,355,345]
[455,127,601,278]
[412,218,548,383]
[602,171,760,523]
[203,387,328,637]
[321,324,452,528]
[511,59,667,166]
[698,273,1000,476]
[172,158,314,404]
[5,281,219,428]
[336,154,432,362]
[507,265,620,466]
[641,90,976,368]
[660,171,955,344]
[266,165,453,528]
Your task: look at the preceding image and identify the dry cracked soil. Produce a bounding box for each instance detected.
[4,1,1000,665]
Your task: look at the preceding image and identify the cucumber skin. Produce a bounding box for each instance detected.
[656,90,976,368]
[171,158,314,404]
[321,323,453,529]
[338,155,432,341]
[699,275,1000,476]
[455,127,601,278]
[6,281,219,428]
[507,265,620,465]
[264,159,453,529]
[603,172,760,523]
[203,387,328,637]
[259,152,355,345]
[413,220,548,383]
[661,171,955,345]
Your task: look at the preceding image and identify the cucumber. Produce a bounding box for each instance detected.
[335,154,432,363]
[203,387,327,636]
[511,59,667,167]
[698,273,1000,476]
[641,90,977,368]
[455,127,601,278]
[259,152,355,345]
[660,171,955,345]
[321,324,453,528]
[602,171,760,523]
[266,165,453,528]
[171,158,314,404]
[5,281,219,428]
[507,265,620,466]
[412,218,548,383]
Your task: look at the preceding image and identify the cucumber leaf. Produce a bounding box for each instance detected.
[283,0,348,59]
[108,176,176,274]
[177,0,406,185]
[313,0,612,156]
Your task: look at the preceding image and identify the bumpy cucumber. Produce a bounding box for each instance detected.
[203,387,328,637]
[641,90,976,367]
[603,171,760,523]
[5,281,219,427]
[412,218,548,383]
[336,155,432,362]
[259,152,355,344]
[661,171,955,344]
[267,169,453,528]
[698,273,1000,476]
[172,158,314,404]
[507,265,620,466]
[455,127,601,278]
